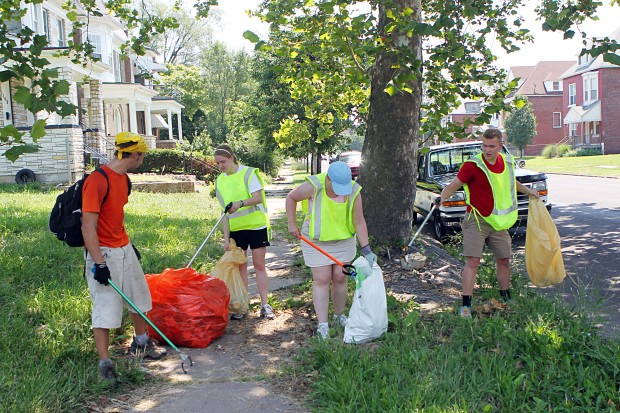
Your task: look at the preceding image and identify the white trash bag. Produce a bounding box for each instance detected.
[343,256,388,344]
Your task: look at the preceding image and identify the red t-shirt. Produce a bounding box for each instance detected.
[82,165,130,247]
[456,154,506,217]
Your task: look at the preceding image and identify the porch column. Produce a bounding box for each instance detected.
[176,112,183,142]
[166,109,173,139]
[129,100,138,133]
[145,104,152,136]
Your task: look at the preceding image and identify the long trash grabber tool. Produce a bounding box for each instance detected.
[186,202,232,268]
[107,279,193,373]
[298,234,357,277]
[406,202,438,250]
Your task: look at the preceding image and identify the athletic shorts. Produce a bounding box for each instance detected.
[230,228,270,251]
[461,212,511,259]
[85,243,152,329]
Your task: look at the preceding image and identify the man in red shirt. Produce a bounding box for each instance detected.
[82,132,166,383]
[439,128,540,318]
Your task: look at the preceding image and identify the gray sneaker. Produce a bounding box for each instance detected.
[316,323,330,340]
[98,361,117,383]
[129,336,168,359]
[260,304,275,319]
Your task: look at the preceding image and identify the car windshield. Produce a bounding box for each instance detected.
[340,153,361,164]
[429,145,510,176]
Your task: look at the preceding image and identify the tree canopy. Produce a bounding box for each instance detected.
[505,96,537,158]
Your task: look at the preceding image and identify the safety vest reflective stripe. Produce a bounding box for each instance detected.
[464,153,518,230]
[307,174,361,241]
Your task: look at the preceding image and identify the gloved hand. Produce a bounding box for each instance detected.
[92,263,111,286]
[360,244,376,267]
[434,197,442,207]
[132,244,141,261]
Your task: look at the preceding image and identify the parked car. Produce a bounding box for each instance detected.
[334,151,362,179]
[414,141,551,241]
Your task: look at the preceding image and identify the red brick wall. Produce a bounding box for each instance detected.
[601,68,620,154]
[524,95,566,156]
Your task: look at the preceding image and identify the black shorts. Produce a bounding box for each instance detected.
[230,228,270,251]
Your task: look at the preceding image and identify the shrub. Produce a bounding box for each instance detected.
[556,144,571,157]
[562,149,578,157]
[541,144,557,158]
[135,149,219,183]
[575,148,602,156]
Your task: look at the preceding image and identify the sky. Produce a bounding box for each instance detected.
[211,1,620,70]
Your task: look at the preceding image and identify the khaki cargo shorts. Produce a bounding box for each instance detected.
[461,212,511,259]
[85,243,152,329]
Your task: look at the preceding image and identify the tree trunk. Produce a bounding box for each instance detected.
[360,0,422,244]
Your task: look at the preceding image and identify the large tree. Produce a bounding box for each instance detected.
[505,96,537,157]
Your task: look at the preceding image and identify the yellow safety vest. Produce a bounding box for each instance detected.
[305,173,361,241]
[463,153,518,231]
[215,166,270,237]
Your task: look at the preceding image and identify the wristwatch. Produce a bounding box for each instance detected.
[239,200,245,207]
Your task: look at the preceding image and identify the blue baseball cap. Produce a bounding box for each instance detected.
[327,161,353,195]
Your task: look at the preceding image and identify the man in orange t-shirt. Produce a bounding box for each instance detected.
[82,132,166,383]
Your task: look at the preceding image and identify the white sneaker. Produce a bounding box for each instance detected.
[333,314,348,328]
[316,323,330,340]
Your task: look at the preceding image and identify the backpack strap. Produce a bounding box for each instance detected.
[93,167,132,208]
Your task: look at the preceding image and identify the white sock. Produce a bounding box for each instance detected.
[135,333,149,345]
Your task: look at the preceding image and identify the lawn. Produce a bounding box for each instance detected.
[2,181,619,412]
[519,154,620,177]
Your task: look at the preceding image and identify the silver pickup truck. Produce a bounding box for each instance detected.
[414,141,551,241]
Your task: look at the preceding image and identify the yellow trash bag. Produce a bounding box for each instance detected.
[211,239,249,315]
[525,198,566,287]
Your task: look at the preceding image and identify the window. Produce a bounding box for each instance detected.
[113,52,123,82]
[583,73,598,104]
[568,123,577,137]
[87,34,102,60]
[591,121,600,136]
[42,9,50,40]
[440,115,452,128]
[30,4,41,33]
[553,112,562,128]
[552,81,560,91]
[57,18,66,47]
[578,54,591,66]
[568,83,576,105]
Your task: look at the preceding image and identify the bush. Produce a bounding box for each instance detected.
[575,148,602,156]
[556,144,571,157]
[135,149,219,183]
[228,133,283,177]
[563,149,578,157]
[541,144,557,158]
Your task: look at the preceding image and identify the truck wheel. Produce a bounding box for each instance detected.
[15,168,36,184]
[432,214,447,243]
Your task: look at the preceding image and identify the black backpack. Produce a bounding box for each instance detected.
[49,168,131,247]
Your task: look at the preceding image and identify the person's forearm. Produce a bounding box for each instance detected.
[222,216,230,240]
[285,195,298,228]
[82,226,104,263]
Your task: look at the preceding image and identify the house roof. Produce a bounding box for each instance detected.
[560,25,620,79]
[511,61,575,95]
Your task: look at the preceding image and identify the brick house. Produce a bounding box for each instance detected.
[0,0,184,184]
[507,61,575,156]
[560,26,620,154]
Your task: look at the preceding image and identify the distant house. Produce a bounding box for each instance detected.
[507,61,575,156]
[560,26,620,154]
[0,0,184,184]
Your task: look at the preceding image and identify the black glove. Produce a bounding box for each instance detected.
[434,197,442,206]
[132,244,141,261]
[92,263,111,286]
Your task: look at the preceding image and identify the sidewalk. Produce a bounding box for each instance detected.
[124,165,307,413]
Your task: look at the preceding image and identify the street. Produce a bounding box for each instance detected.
[514,174,620,337]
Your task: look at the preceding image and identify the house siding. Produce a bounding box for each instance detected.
[601,68,620,154]
[524,95,566,156]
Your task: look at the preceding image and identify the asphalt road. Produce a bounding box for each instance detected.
[513,174,620,338]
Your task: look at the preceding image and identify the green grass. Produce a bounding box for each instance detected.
[0,183,225,412]
[519,154,620,177]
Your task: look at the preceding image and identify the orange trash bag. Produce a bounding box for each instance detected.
[145,267,229,348]
[211,239,249,315]
[525,198,566,287]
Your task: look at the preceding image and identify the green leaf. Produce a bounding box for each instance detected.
[603,53,620,66]
[2,144,40,162]
[384,83,399,96]
[31,120,47,141]
[242,30,260,43]
[563,30,575,40]
[0,124,21,139]
[66,11,77,21]
[55,79,70,95]
[0,70,13,82]
[14,87,34,109]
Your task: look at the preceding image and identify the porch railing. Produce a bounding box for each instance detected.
[567,134,602,147]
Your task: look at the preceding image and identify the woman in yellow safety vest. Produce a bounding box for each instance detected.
[214,144,275,320]
[285,161,375,339]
